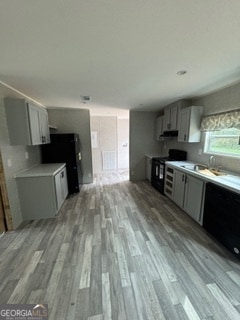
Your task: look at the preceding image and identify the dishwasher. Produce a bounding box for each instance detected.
[203,182,240,259]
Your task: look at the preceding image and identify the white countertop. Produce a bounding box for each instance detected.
[15,163,66,178]
[166,161,240,194]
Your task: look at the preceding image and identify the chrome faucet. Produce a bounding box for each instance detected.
[209,155,216,169]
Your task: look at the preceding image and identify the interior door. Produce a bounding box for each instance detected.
[117,118,129,169]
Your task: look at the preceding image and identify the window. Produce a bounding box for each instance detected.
[204,128,240,157]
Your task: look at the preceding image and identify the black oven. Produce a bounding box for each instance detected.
[151,158,165,194]
[151,149,187,194]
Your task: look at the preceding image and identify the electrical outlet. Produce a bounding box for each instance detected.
[25,152,29,159]
[198,149,202,155]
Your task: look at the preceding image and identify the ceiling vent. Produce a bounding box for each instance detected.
[80,95,92,103]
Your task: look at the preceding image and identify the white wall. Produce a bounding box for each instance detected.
[129,110,162,181]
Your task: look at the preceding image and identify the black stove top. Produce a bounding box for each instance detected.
[152,156,170,162]
[152,149,187,162]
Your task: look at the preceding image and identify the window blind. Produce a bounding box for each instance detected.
[200,108,240,131]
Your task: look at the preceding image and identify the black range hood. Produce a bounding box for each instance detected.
[160,130,178,137]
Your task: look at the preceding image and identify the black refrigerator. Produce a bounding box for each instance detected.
[41,133,82,194]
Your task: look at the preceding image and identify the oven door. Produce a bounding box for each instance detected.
[151,159,165,194]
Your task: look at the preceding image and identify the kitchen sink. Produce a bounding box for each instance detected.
[180,164,227,177]
[197,168,227,177]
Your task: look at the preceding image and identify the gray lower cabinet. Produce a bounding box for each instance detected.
[172,169,204,224]
[16,164,68,221]
[54,167,68,211]
[173,170,185,207]
[184,174,204,223]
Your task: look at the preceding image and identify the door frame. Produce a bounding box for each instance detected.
[0,152,13,231]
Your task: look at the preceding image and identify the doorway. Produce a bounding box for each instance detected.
[90,113,129,177]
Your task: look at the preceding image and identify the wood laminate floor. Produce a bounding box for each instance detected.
[0,171,240,320]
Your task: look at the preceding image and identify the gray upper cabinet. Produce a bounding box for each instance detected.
[178,106,203,143]
[4,97,50,145]
[162,99,192,133]
[155,115,164,141]
[163,105,178,131]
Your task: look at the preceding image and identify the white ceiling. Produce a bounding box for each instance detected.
[1,0,240,113]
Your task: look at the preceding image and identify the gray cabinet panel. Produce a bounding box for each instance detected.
[184,175,204,222]
[28,103,42,145]
[4,98,50,145]
[17,176,56,220]
[178,106,203,142]
[16,164,68,220]
[168,167,204,224]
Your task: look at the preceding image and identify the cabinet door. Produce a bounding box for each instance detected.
[4,98,50,146]
[28,103,42,145]
[55,171,63,211]
[155,116,163,140]
[163,108,171,131]
[163,106,178,131]
[55,168,68,211]
[39,110,50,143]
[173,170,185,207]
[178,108,190,142]
[184,175,204,223]
[170,106,178,130]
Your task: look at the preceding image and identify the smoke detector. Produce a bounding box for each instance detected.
[80,95,92,103]
[177,70,187,76]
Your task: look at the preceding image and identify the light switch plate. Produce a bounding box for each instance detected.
[7,158,12,167]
